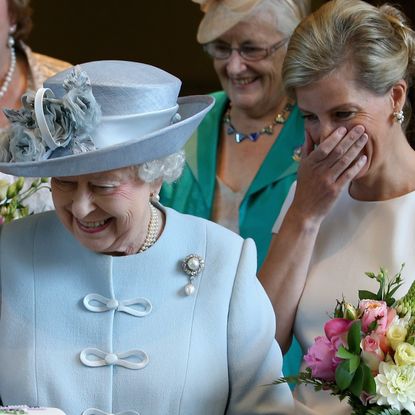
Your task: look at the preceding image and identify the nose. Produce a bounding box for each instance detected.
[318,121,338,144]
[71,185,95,219]
[226,50,247,75]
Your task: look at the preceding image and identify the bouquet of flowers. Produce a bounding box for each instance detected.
[277,265,415,414]
[0,177,49,224]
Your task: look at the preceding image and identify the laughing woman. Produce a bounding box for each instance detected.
[0,60,293,415]
[259,0,415,413]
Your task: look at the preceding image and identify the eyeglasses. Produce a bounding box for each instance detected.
[203,38,288,61]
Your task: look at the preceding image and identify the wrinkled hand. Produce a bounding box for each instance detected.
[291,125,368,225]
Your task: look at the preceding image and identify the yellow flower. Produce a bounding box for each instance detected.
[387,324,408,350]
[395,342,415,366]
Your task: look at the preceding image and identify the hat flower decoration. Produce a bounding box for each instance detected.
[1,66,101,163]
[0,60,214,178]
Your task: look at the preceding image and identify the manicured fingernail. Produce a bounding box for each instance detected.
[361,133,368,141]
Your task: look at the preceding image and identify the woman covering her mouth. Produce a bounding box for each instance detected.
[0,60,293,414]
[260,0,415,413]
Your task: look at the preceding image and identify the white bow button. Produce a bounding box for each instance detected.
[80,348,149,370]
[83,293,152,317]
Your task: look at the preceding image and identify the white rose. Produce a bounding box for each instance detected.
[387,323,408,350]
[395,343,415,366]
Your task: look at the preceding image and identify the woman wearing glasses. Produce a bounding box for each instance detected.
[161,0,310,378]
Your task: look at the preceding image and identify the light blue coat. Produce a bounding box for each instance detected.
[0,207,292,415]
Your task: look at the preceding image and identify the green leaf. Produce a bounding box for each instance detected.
[367,320,378,333]
[358,290,378,300]
[349,355,360,373]
[348,365,363,397]
[361,363,376,394]
[336,345,356,360]
[335,360,354,390]
[348,320,362,354]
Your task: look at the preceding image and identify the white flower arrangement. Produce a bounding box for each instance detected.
[373,362,415,414]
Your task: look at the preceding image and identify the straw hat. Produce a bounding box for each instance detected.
[193,0,263,43]
[193,0,311,43]
[0,60,214,177]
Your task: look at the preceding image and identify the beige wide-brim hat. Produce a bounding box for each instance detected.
[0,60,214,177]
[193,0,263,43]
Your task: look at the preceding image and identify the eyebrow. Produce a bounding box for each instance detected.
[298,103,359,113]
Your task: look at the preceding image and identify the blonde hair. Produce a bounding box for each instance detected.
[283,0,415,101]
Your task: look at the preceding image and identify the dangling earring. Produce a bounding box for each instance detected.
[0,25,17,100]
[150,192,160,204]
[393,110,405,125]
[8,25,16,48]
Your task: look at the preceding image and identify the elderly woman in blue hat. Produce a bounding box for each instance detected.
[0,61,292,415]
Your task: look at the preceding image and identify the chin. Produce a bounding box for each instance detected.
[228,86,261,106]
[230,95,259,111]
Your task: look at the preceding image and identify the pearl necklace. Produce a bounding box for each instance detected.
[138,203,160,253]
[0,37,16,101]
[223,101,293,143]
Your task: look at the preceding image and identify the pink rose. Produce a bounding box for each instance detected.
[324,318,354,341]
[304,336,342,381]
[361,333,385,373]
[359,300,389,335]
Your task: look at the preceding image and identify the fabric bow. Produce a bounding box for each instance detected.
[80,348,149,370]
[83,293,152,317]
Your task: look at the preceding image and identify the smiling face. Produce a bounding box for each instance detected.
[51,167,157,255]
[212,14,286,115]
[297,63,405,181]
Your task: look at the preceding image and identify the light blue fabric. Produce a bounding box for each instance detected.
[160,91,304,382]
[0,208,293,415]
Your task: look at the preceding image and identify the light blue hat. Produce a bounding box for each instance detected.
[0,60,214,177]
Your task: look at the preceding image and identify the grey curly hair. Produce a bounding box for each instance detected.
[136,150,185,184]
[249,0,311,37]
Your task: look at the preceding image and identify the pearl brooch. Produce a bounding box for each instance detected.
[181,254,205,296]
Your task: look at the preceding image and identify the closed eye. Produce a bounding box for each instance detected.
[335,111,355,120]
[52,178,76,190]
[301,113,318,122]
[91,184,118,194]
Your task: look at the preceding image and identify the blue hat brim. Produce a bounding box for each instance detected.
[0,96,214,177]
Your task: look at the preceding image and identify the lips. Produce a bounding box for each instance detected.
[76,218,112,233]
[230,76,258,86]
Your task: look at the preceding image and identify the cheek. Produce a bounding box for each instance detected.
[51,189,69,209]
[213,60,226,77]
